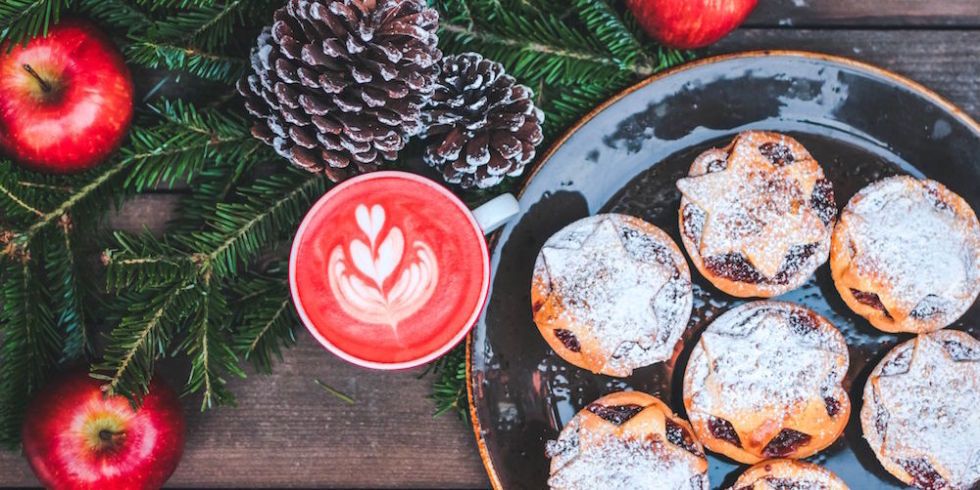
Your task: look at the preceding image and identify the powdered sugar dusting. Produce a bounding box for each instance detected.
[839,176,980,323]
[687,302,848,426]
[869,331,980,489]
[735,460,847,489]
[535,214,693,373]
[677,131,832,289]
[547,432,707,490]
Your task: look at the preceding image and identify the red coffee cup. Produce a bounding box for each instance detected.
[289,171,518,369]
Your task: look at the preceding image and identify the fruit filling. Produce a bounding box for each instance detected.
[553,329,581,352]
[762,428,811,457]
[707,416,742,448]
[809,178,837,225]
[664,418,703,457]
[758,142,795,166]
[849,289,892,319]
[899,458,947,490]
[585,403,644,425]
[706,159,728,173]
[703,243,817,285]
[824,396,842,417]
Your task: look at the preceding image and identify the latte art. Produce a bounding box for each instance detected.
[328,204,439,330]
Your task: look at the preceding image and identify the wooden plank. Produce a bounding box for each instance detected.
[745,0,980,27]
[710,29,980,119]
[0,336,489,488]
[0,29,977,488]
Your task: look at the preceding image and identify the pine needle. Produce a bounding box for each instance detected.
[315,379,355,405]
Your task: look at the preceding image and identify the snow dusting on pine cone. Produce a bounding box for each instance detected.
[237,0,442,182]
[422,53,544,189]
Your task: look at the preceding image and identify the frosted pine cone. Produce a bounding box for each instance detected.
[422,53,544,189]
[238,0,442,182]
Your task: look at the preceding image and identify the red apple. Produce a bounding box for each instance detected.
[626,0,758,49]
[0,19,134,173]
[22,373,185,490]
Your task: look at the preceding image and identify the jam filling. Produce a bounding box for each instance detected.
[665,418,703,457]
[926,186,953,213]
[788,309,820,336]
[764,477,813,490]
[758,142,795,166]
[708,416,742,448]
[824,396,842,417]
[532,299,545,314]
[762,428,811,457]
[704,243,817,285]
[586,403,644,425]
[910,295,943,319]
[874,404,889,435]
[809,177,837,225]
[849,289,892,319]
[706,158,728,173]
[553,329,581,352]
[899,458,947,490]
[682,204,706,243]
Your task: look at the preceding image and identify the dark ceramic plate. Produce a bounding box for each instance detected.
[466,51,980,490]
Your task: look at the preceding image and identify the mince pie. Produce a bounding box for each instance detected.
[676,131,836,298]
[546,391,709,490]
[861,330,980,490]
[683,301,850,464]
[831,176,980,333]
[532,214,693,377]
[730,459,849,490]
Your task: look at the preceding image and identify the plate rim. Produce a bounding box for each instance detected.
[464,49,980,490]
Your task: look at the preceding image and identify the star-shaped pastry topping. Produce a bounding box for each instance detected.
[677,138,827,278]
[540,216,677,359]
[845,178,979,317]
[697,310,843,423]
[876,334,980,487]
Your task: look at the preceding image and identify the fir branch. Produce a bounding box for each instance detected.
[573,0,648,68]
[0,259,60,447]
[0,0,67,48]
[77,0,153,34]
[180,283,244,410]
[1,158,129,261]
[103,232,198,291]
[42,224,91,360]
[232,270,297,373]
[93,285,198,400]
[176,171,326,279]
[123,99,263,191]
[148,0,277,51]
[426,344,468,420]
[125,39,246,84]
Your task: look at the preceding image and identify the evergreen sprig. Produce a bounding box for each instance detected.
[0,0,693,445]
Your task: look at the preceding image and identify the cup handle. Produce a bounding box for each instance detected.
[472,194,520,235]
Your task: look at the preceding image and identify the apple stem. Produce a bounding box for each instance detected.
[99,429,114,442]
[22,64,52,93]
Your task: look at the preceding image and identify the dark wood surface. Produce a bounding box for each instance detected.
[1,3,978,488]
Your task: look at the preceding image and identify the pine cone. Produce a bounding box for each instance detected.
[422,53,544,189]
[238,0,442,182]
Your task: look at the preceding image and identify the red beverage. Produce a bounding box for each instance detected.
[290,172,491,368]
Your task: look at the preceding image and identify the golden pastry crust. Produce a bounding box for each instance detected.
[861,330,980,490]
[830,176,980,333]
[532,214,693,377]
[676,131,836,298]
[731,459,849,490]
[683,301,850,464]
[546,391,709,490]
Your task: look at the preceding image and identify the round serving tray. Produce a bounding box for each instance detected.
[466,50,980,490]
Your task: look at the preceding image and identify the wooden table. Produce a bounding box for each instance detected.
[1,1,978,488]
